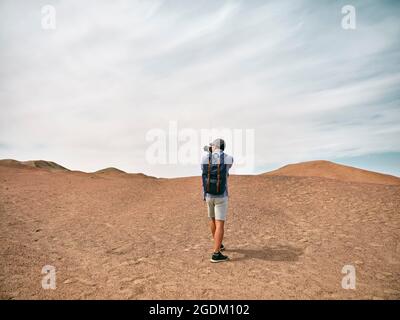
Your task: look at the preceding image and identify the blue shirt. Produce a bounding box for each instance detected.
[201,150,233,199]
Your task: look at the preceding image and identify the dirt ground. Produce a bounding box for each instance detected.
[0,162,399,299]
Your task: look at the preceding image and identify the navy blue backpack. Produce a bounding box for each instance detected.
[202,152,227,195]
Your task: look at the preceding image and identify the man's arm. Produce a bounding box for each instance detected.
[225,154,233,174]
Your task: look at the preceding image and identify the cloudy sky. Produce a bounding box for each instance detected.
[0,0,399,177]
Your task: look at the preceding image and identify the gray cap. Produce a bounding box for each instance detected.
[211,138,225,150]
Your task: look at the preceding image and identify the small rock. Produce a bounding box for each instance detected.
[121,277,134,282]
[78,279,96,286]
[381,272,392,276]
[63,279,74,284]
[133,278,146,285]
[375,274,386,280]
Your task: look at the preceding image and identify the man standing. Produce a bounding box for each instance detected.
[201,138,233,263]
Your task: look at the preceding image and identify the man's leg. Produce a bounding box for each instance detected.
[213,220,224,253]
[209,218,216,238]
[210,198,229,262]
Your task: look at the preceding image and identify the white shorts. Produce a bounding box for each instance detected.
[206,196,228,221]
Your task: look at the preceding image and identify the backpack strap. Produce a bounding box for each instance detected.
[206,153,211,193]
[216,152,224,193]
[217,162,220,193]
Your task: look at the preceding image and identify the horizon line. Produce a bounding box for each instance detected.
[1,157,399,180]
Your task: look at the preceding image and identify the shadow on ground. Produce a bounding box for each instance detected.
[228,245,303,262]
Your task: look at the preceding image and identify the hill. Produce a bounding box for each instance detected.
[264,160,400,185]
[94,167,127,175]
[0,159,69,171]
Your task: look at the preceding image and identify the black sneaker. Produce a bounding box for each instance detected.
[220,243,225,251]
[210,251,229,263]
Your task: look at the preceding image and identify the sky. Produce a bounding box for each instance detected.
[0,0,399,178]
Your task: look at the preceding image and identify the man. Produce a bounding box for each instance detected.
[201,138,233,263]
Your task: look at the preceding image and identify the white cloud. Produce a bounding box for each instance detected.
[0,0,399,177]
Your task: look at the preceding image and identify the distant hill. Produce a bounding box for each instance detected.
[21,160,69,171]
[94,167,127,175]
[264,160,400,185]
[0,159,69,171]
[0,159,156,177]
[0,159,27,169]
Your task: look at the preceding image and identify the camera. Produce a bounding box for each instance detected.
[203,145,212,153]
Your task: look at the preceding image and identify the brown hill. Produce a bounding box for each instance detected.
[21,160,69,171]
[0,160,154,178]
[0,159,69,171]
[94,167,127,175]
[264,160,400,185]
[0,159,28,169]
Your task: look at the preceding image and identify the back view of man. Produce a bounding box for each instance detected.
[201,138,233,263]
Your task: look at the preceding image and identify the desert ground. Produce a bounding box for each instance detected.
[0,159,399,299]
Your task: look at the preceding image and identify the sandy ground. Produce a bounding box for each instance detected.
[0,162,399,299]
